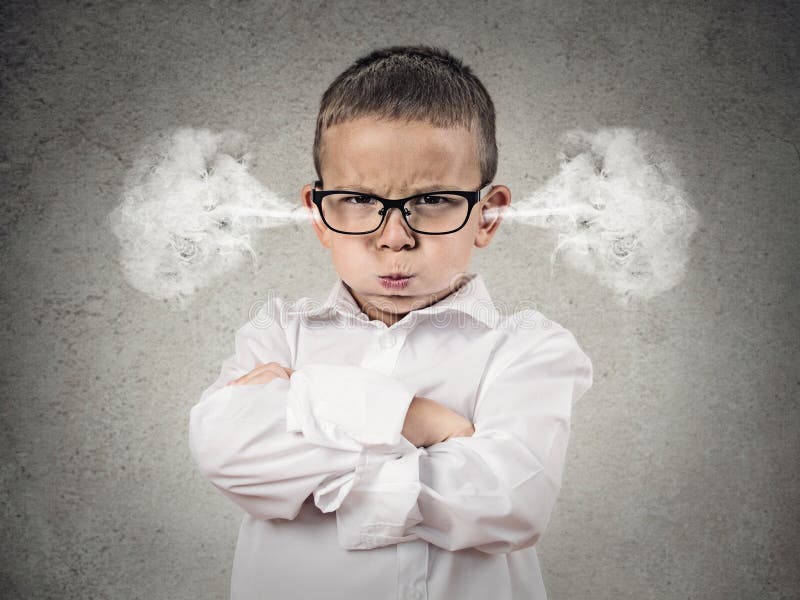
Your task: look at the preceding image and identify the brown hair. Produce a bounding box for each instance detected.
[313,45,497,187]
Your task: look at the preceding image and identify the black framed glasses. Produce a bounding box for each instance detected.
[311,180,490,235]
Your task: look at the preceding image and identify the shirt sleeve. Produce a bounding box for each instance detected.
[285,363,418,454]
[188,300,417,520]
[328,321,594,553]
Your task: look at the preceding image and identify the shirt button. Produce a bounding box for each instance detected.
[379,331,398,349]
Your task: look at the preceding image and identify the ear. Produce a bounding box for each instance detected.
[301,183,332,249]
[474,184,511,248]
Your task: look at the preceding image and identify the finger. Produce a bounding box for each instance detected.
[274,365,292,380]
[226,362,279,386]
[254,363,290,383]
[225,362,293,386]
[234,362,289,386]
[254,363,292,380]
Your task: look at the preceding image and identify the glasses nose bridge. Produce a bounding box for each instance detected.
[377,197,412,229]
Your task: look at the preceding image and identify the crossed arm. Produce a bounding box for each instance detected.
[225,361,475,448]
[189,316,592,554]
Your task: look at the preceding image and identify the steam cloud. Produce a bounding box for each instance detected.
[108,126,699,307]
[493,127,700,304]
[107,128,304,308]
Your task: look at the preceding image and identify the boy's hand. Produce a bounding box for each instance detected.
[225,362,294,386]
[402,396,475,448]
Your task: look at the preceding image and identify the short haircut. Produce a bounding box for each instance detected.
[313,45,497,188]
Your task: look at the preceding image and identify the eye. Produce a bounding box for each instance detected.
[417,195,452,205]
[343,195,376,205]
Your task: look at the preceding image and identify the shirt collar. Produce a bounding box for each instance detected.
[291,271,501,329]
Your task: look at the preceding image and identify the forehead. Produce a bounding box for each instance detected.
[319,116,482,194]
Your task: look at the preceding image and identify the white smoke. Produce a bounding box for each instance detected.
[493,127,700,304]
[107,127,304,308]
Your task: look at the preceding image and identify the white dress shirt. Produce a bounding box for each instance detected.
[189,271,593,600]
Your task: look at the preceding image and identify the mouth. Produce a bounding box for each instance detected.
[377,273,415,289]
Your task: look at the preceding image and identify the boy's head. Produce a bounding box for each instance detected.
[301,45,510,326]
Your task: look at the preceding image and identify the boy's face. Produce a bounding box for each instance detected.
[301,116,510,327]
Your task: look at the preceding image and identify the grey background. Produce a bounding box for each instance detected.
[1,1,798,598]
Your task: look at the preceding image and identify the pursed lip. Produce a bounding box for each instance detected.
[378,272,415,279]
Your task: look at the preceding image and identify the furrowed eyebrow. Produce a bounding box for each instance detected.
[332,185,456,196]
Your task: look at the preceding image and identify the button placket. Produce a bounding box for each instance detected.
[359,327,405,375]
[396,538,429,600]
[379,330,399,349]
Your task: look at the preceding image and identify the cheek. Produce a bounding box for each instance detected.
[425,236,473,264]
[330,238,365,266]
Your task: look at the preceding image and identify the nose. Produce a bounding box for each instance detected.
[376,206,415,248]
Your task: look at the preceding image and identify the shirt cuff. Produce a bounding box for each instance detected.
[311,447,389,513]
[334,447,426,549]
[285,363,417,454]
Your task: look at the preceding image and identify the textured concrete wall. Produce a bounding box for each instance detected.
[1,1,797,598]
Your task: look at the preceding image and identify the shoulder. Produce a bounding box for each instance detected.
[472,307,594,412]
[230,295,299,365]
[232,292,334,358]
[239,293,326,332]
[492,308,593,378]
[494,308,569,347]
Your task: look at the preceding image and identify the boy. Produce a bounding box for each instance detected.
[189,45,593,600]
